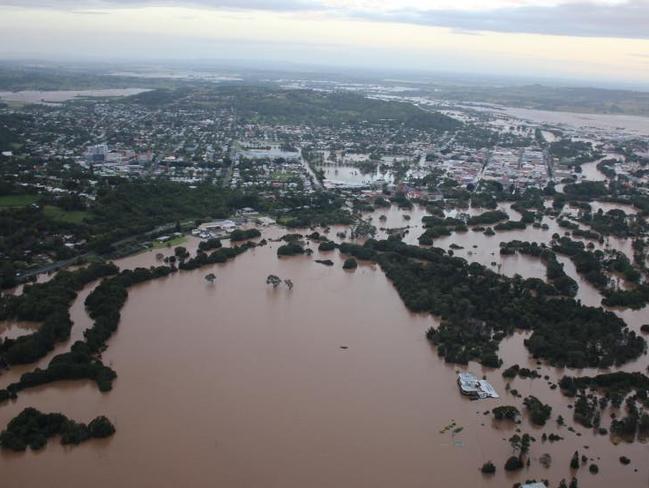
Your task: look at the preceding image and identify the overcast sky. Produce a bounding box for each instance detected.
[1,0,648,86]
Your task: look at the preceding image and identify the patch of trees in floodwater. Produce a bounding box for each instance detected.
[0,262,119,365]
[0,243,253,406]
[559,372,649,443]
[0,407,114,451]
[1,212,648,486]
[336,238,645,369]
[498,235,649,310]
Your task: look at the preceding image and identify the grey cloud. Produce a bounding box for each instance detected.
[0,0,322,12]
[449,29,484,37]
[2,0,649,40]
[359,0,649,40]
[71,9,111,14]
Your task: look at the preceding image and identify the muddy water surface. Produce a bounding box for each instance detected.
[0,221,648,487]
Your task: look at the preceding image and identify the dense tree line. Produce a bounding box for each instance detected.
[0,245,252,402]
[551,236,609,290]
[559,372,649,397]
[470,191,499,210]
[550,139,602,166]
[275,192,353,228]
[0,172,272,278]
[0,204,85,286]
[374,196,390,208]
[87,180,245,252]
[4,348,117,397]
[571,227,602,241]
[500,241,578,297]
[419,215,467,245]
[559,372,649,442]
[0,262,118,365]
[1,266,175,398]
[552,235,645,305]
[0,407,114,451]
[602,284,649,309]
[318,240,336,251]
[334,239,645,368]
[229,228,261,242]
[197,237,222,252]
[563,181,609,200]
[523,396,552,425]
[179,245,252,271]
[494,220,527,231]
[277,242,305,256]
[492,405,520,421]
[502,363,540,379]
[467,210,509,226]
[632,238,647,268]
[580,208,632,237]
[84,265,177,353]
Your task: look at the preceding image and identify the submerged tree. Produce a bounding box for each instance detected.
[266,274,281,288]
[284,279,294,290]
[570,450,580,470]
[480,461,496,474]
[350,220,377,239]
[205,273,216,284]
[174,246,189,260]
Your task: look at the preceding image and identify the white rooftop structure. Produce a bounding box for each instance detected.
[521,483,547,488]
[199,219,236,231]
[457,372,499,400]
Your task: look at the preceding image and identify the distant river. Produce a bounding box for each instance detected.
[462,102,649,136]
[503,106,649,136]
[0,88,151,105]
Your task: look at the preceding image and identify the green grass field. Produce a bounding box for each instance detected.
[43,205,89,224]
[0,194,39,207]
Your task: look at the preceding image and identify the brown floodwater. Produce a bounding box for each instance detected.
[373,201,635,281]
[0,321,40,341]
[1,219,648,488]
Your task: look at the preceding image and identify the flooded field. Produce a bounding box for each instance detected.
[0,321,39,341]
[579,160,607,182]
[318,165,394,188]
[502,107,649,137]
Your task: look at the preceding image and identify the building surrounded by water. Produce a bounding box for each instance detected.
[457,372,499,400]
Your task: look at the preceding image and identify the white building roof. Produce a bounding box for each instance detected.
[457,373,499,399]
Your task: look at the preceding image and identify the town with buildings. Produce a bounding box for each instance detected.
[4,81,647,200]
[0,78,648,278]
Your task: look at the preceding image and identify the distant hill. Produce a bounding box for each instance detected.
[432,84,649,117]
[127,85,463,132]
[0,65,181,92]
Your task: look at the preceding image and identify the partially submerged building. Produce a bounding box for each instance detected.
[457,372,499,400]
[198,219,237,232]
